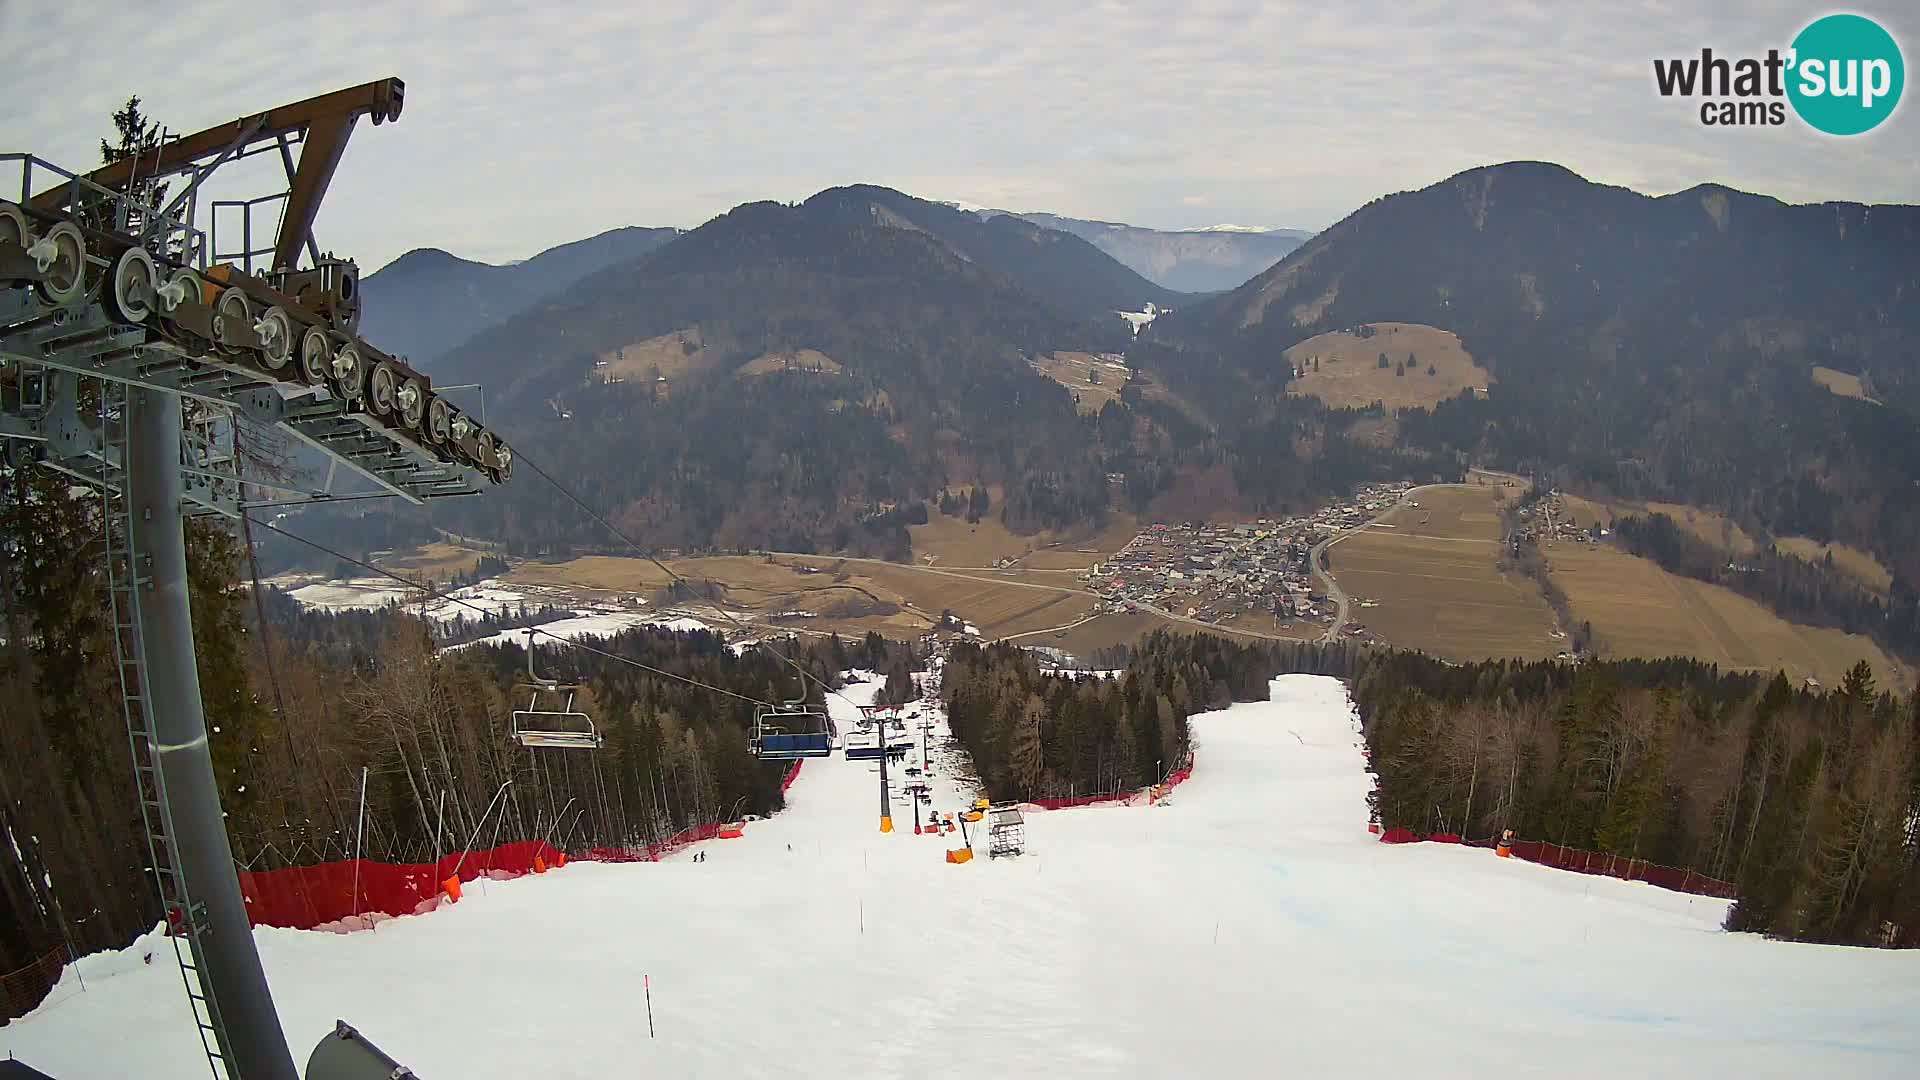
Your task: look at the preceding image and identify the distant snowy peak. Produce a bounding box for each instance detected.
[1198,223,1277,234]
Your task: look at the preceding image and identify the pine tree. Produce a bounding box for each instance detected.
[1011,695,1048,797]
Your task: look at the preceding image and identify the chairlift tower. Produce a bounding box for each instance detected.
[1,80,506,1079]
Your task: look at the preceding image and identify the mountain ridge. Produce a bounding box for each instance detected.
[984,209,1312,292]
[357,224,683,365]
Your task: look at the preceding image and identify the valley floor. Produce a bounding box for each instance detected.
[10,677,1914,1077]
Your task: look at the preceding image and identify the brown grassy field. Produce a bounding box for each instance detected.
[1558,496,1758,555]
[1284,322,1492,412]
[788,558,1097,640]
[908,506,1031,566]
[507,554,935,638]
[1466,467,1532,494]
[1030,352,1129,415]
[1770,537,1894,594]
[1811,365,1880,404]
[736,349,844,377]
[512,551,1099,642]
[908,507,1137,569]
[597,328,711,383]
[1542,542,1912,692]
[1328,485,1563,661]
[1555,495,1891,597]
[373,542,492,581]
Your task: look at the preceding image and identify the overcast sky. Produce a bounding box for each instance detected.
[5,1,1916,271]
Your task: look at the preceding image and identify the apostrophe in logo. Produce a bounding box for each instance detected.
[1652,12,1904,134]
[1786,13,1904,134]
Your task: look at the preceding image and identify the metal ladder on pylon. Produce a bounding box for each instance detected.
[100,380,234,1080]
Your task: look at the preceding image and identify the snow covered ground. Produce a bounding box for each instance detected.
[275,573,729,650]
[279,577,414,610]
[6,675,1916,1077]
[451,611,710,649]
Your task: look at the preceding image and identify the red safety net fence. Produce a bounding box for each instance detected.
[241,761,808,932]
[1377,828,1738,899]
[1,945,68,1023]
[240,839,565,931]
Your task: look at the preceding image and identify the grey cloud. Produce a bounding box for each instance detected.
[2,0,1914,270]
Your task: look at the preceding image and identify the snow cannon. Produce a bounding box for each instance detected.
[719,821,746,839]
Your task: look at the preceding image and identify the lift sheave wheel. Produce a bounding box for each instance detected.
[396,377,426,430]
[425,395,452,444]
[33,222,87,306]
[330,341,366,400]
[213,287,251,351]
[298,325,332,385]
[159,267,203,314]
[367,360,398,415]
[255,307,294,370]
[110,247,157,324]
[0,202,31,251]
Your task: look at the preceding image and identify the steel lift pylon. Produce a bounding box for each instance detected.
[2,79,506,1080]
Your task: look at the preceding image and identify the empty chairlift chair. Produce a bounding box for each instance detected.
[750,700,834,760]
[511,630,601,749]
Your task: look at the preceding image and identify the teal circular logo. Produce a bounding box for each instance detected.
[1787,14,1904,135]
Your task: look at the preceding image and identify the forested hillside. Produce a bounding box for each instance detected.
[1144,161,1920,593]
[0,500,915,979]
[425,198,1143,555]
[358,225,680,366]
[803,186,1186,316]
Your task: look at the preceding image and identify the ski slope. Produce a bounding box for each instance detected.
[6,675,1916,1077]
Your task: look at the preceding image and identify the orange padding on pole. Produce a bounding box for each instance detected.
[880,816,894,834]
[441,877,462,902]
[533,856,548,874]
[945,848,973,864]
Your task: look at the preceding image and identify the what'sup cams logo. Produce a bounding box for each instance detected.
[1654,13,1904,134]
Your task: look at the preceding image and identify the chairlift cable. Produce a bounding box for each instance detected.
[247,518,772,707]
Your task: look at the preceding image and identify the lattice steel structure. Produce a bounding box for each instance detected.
[1,79,500,1080]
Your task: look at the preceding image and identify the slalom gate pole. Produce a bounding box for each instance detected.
[351,766,369,923]
[450,780,515,880]
[645,974,655,1038]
